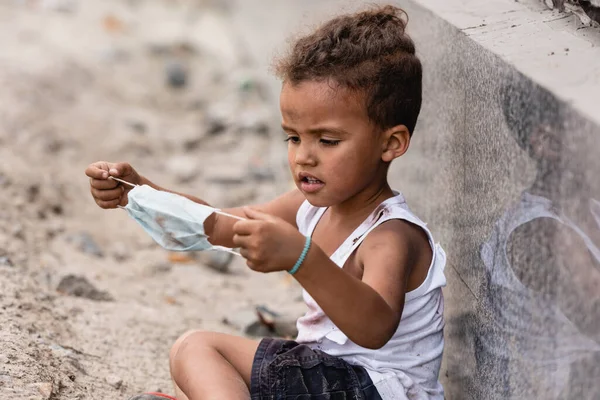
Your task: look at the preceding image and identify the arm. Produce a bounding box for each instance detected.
[141,177,305,248]
[85,161,305,248]
[232,211,423,350]
[295,220,417,349]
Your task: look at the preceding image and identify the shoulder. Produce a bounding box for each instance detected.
[357,218,429,268]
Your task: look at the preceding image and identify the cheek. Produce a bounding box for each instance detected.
[287,146,294,167]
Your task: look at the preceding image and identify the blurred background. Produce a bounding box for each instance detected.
[0,0,599,399]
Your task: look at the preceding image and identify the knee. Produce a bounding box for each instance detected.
[169,330,215,375]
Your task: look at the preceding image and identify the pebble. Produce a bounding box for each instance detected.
[194,250,233,273]
[66,232,104,258]
[105,374,123,389]
[126,120,147,135]
[11,223,25,240]
[166,156,200,183]
[222,306,298,339]
[205,165,246,185]
[109,242,131,262]
[248,162,275,182]
[0,173,9,187]
[204,103,234,136]
[56,274,114,302]
[0,372,12,385]
[0,256,14,267]
[34,382,53,399]
[147,262,172,275]
[165,60,187,88]
[41,0,77,13]
[237,107,271,135]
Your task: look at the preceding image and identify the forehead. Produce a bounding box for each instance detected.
[279,80,369,127]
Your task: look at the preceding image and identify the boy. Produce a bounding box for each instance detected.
[86,6,446,400]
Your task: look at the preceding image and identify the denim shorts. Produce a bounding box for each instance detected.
[250,338,383,400]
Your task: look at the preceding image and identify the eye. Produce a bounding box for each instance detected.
[320,139,341,146]
[284,136,300,144]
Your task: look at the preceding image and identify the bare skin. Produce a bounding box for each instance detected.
[85,80,433,399]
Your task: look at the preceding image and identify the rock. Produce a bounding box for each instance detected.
[10,223,24,240]
[105,374,123,389]
[46,219,65,239]
[0,372,12,385]
[27,184,41,203]
[223,186,258,207]
[56,274,114,302]
[68,357,87,374]
[34,382,53,399]
[204,103,234,136]
[166,156,200,184]
[165,60,187,88]
[0,256,14,267]
[237,107,271,135]
[221,309,257,332]
[66,232,104,258]
[254,305,298,338]
[99,47,130,63]
[0,173,9,187]
[41,0,77,13]
[222,306,298,339]
[194,250,233,273]
[126,120,147,135]
[248,159,275,182]
[147,262,172,275]
[109,242,130,262]
[205,165,246,185]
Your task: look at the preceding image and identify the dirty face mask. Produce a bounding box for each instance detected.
[114,178,241,255]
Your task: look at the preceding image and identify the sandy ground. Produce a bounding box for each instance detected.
[0,1,306,398]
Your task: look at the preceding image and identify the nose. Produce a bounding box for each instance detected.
[294,142,317,166]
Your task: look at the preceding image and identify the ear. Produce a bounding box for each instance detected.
[381,125,411,162]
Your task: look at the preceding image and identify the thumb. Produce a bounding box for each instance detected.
[108,162,132,178]
[243,207,274,221]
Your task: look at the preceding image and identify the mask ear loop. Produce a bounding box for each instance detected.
[109,176,137,187]
[110,176,247,222]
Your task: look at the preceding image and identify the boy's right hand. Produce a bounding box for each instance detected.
[85,161,142,208]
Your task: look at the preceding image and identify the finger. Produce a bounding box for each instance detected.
[95,198,121,209]
[246,259,258,271]
[239,247,250,260]
[85,163,109,179]
[108,162,133,178]
[91,186,124,201]
[90,177,119,190]
[118,193,129,207]
[242,207,273,221]
[232,233,251,249]
[232,219,257,236]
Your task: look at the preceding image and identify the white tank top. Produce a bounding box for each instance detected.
[295,192,446,400]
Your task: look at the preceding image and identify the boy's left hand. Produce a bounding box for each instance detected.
[232,207,306,273]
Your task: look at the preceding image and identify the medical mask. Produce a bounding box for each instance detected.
[115,180,241,255]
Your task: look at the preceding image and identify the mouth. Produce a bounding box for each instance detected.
[298,172,324,193]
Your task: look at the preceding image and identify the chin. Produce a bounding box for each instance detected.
[302,192,336,208]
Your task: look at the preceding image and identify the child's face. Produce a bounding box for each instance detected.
[280,80,387,207]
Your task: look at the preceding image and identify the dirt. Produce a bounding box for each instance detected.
[0,1,304,399]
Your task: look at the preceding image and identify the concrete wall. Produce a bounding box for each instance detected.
[230,1,600,398]
[397,4,600,399]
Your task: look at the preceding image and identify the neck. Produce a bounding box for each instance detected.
[328,179,395,225]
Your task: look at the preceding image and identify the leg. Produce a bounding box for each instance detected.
[169,330,259,400]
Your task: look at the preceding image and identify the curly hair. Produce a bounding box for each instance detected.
[275,5,422,134]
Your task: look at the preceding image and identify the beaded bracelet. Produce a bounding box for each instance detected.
[289,235,311,275]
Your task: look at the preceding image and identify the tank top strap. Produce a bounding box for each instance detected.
[330,194,434,267]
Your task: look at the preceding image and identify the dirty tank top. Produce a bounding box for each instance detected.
[295,192,446,400]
